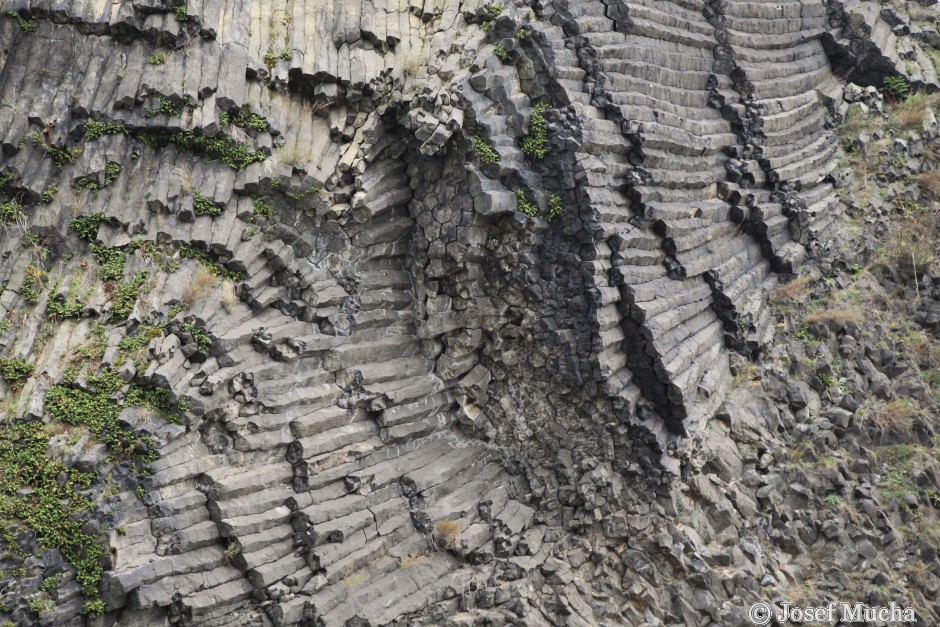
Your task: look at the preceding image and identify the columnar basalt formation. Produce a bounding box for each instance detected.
[0,0,937,625]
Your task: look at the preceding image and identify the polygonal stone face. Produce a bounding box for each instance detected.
[0,0,935,625]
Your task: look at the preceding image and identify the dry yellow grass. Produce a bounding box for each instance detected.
[174,167,193,197]
[901,330,940,369]
[867,400,917,433]
[771,274,814,303]
[340,572,368,586]
[918,170,940,196]
[885,199,939,281]
[432,519,461,550]
[182,266,216,305]
[890,92,940,130]
[804,307,865,326]
[399,551,431,569]
[220,279,237,313]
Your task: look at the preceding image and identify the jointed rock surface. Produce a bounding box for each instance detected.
[0,0,938,625]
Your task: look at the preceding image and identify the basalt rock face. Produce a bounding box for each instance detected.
[0,0,937,625]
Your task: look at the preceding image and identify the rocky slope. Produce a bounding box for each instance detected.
[0,0,937,625]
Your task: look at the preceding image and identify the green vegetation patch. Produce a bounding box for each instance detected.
[252,198,273,219]
[221,110,269,133]
[473,137,500,165]
[520,103,549,159]
[883,75,910,99]
[169,130,266,171]
[83,120,126,141]
[90,244,126,282]
[76,163,122,195]
[0,358,33,385]
[1,364,179,614]
[3,10,37,33]
[182,323,211,351]
[514,189,538,217]
[26,133,79,168]
[47,297,84,320]
[0,422,104,613]
[109,272,148,322]
[40,182,58,204]
[263,49,291,69]
[547,192,563,222]
[178,243,246,281]
[21,264,46,305]
[285,186,321,201]
[147,97,181,119]
[0,200,24,225]
[193,190,223,216]
[70,213,107,241]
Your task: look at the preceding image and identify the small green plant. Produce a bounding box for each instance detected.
[40,182,58,204]
[515,28,527,40]
[169,130,266,170]
[224,541,241,563]
[147,97,181,118]
[177,244,245,281]
[285,186,321,200]
[473,137,500,165]
[494,44,509,61]
[118,323,165,361]
[90,244,126,281]
[47,296,85,320]
[105,163,122,185]
[514,189,538,217]
[222,109,269,132]
[115,526,126,535]
[28,132,79,168]
[182,323,211,351]
[109,272,148,322]
[486,3,504,18]
[76,162,122,195]
[547,192,563,222]
[4,10,37,33]
[83,120,126,141]
[822,493,844,507]
[0,200,24,224]
[145,53,166,65]
[21,263,46,305]
[0,358,33,385]
[28,597,52,614]
[252,198,273,219]
[263,49,291,69]
[520,103,549,159]
[70,213,106,241]
[883,75,910,99]
[193,190,223,216]
[40,575,59,594]
[82,599,105,617]
[173,4,188,22]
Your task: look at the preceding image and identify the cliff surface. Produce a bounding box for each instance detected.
[0,0,938,625]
